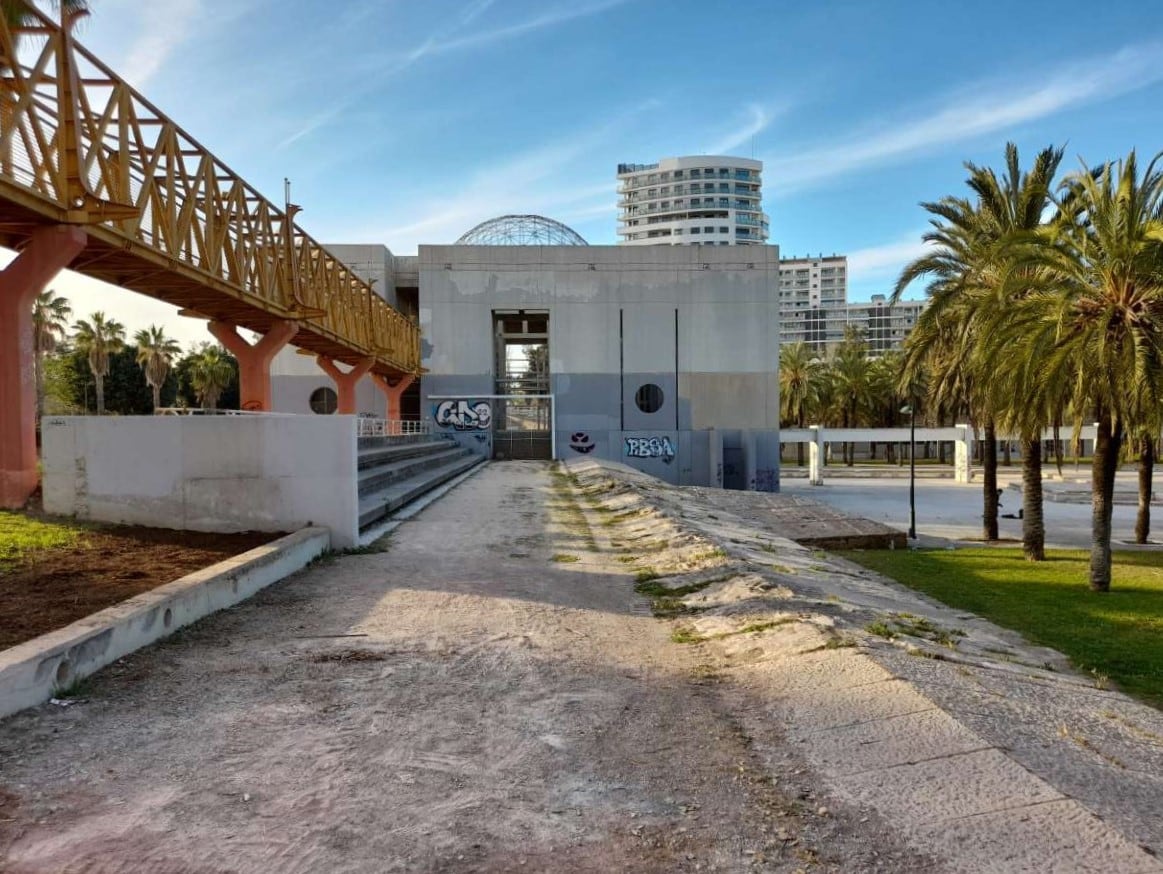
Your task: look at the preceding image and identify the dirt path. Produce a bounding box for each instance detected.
[0,462,935,873]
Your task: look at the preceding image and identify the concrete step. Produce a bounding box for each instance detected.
[357,439,458,471]
[357,432,437,451]
[358,446,472,496]
[358,453,485,531]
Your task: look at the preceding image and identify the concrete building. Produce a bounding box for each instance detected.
[269,219,782,490]
[778,255,849,349]
[776,256,926,354]
[419,242,781,488]
[845,294,927,356]
[616,156,768,246]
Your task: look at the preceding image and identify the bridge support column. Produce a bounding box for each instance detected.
[0,226,87,509]
[371,373,415,423]
[954,423,973,483]
[316,356,374,415]
[208,320,297,412]
[808,426,825,486]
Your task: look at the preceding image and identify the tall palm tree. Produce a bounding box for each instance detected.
[829,328,872,465]
[966,144,1065,561]
[895,144,1065,548]
[190,345,233,410]
[73,311,124,415]
[31,288,70,419]
[134,324,180,411]
[1009,150,1163,590]
[779,341,824,465]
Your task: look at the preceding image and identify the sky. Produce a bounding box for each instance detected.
[6,0,1163,348]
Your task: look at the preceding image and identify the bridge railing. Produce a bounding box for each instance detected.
[0,6,419,375]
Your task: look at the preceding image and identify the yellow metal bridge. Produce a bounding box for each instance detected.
[0,5,420,377]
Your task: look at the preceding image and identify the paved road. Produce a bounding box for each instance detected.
[783,470,1158,549]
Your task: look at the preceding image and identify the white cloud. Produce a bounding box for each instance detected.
[705,104,773,156]
[767,39,1163,194]
[118,0,202,89]
[845,233,933,295]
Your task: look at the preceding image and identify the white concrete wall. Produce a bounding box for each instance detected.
[42,415,360,548]
[0,527,329,720]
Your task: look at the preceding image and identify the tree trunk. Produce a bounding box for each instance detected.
[1136,433,1154,545]
[1021,437,1045,561]
[1089,414,1122,592]
[796,442,804,467]
[34,352,45,422]
[870,441,877,461]
[151,384,161,412]
[1002,440,1012,466]
[982,419,999,541]
[95,374,105,416]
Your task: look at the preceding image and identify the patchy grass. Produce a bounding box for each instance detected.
[634,568,660,584]
[841,547,1163,705]
[552,553,581,563]
[52,674,94,699]
[671,627,704,644]
[0,511,84,569]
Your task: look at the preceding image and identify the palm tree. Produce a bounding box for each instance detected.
[965,144,1065,561]
[779,341,824,465]
[1010,150,1163,590]
[134,325,180,411]
[895,144,1065,549]
[31,289,70,419]
[190,345,233,410]
[829,328,872,465]
[73,311,124,415]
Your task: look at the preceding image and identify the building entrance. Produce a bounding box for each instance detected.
[493,311,552,460]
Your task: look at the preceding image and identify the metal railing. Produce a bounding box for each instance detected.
[356,418,431,438]
[0,7,419,377]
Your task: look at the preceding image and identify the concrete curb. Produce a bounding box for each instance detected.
[0,526,330,721]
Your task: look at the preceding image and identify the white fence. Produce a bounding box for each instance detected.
[356,418,431,438]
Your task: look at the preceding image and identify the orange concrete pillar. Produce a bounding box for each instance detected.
[208,319,297,412]
[315,355,374,414]
[0,225,87,509]
[371,373,416,424]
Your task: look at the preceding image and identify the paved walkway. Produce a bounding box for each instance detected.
[1,460,1159,872]
[782,471,1159,549]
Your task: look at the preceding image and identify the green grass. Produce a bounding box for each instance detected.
[0,511,84,569]
[841,547,1163,705]
[552,553,581,563]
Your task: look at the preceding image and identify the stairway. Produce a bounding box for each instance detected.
[357,434,485,533]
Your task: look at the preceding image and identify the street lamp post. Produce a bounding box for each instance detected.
[901,402,917,540]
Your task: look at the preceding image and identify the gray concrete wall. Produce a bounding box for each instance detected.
[418,244,780,487]
[41,416,362,548]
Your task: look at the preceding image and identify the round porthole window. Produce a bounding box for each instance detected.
[309,386,338,415]
[635,383,664,414]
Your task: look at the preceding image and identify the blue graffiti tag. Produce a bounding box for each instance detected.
[624,436,676,464]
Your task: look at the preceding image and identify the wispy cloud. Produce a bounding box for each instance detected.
[279,0,638,149]
[845,232,932,293]
[767,39,1163,195]
[706,104,773,156]
[118,0,202,88]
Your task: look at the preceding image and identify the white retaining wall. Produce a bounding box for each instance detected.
[42,415,360,548]
[0,527,329,720]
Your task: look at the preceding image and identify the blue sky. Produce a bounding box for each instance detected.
[11,0,1163,346]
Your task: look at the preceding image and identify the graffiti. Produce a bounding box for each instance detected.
[569,432,596,454]
[472,433,489,443]
[751,468,777,492]
[434,399,491,431]
[625,436,676,465]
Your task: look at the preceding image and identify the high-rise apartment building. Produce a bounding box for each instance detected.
[616,156,768,245]
[777,255,925,355]
[778,255,849,348]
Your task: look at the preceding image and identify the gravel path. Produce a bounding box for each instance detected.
[0,461,935,873]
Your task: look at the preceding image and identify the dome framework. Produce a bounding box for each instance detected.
[456,214,588,246]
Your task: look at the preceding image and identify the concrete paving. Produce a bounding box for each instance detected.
[782,470,1159,549]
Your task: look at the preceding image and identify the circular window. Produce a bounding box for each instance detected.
[635,383,664,414]
[309,387,338,415]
